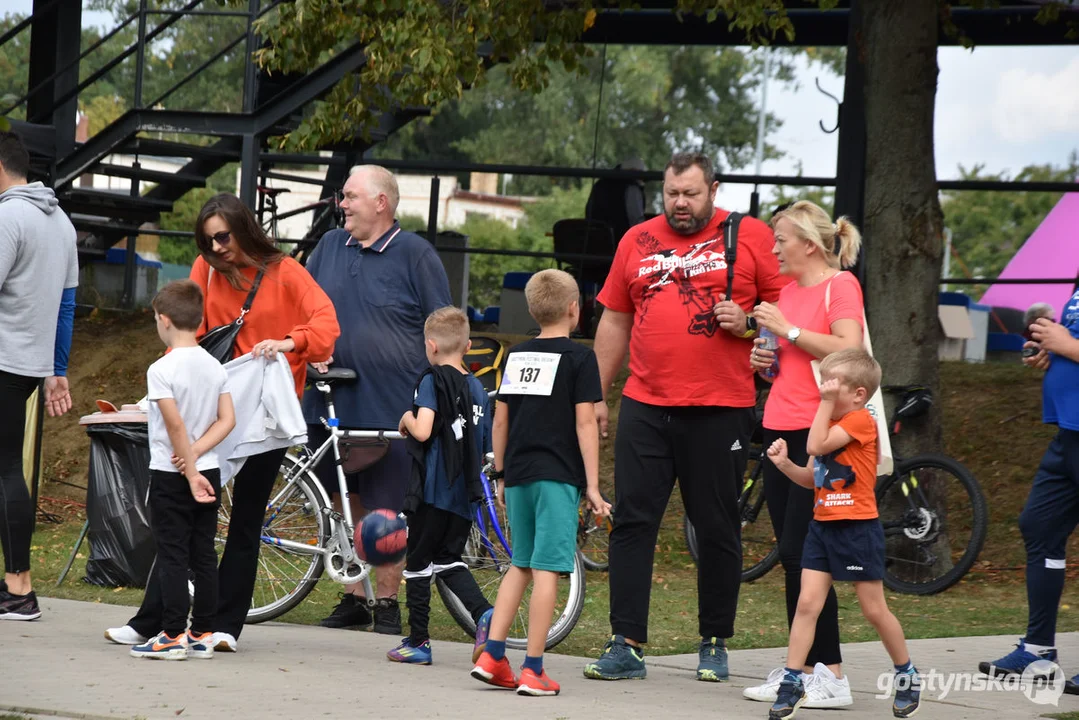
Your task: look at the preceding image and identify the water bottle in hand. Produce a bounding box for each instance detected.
[759,328,780,380]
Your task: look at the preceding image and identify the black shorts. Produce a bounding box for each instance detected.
[801,518,885,581]
[307,424,409,513]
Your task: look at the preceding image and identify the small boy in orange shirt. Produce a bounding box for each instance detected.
[766,348,919,719]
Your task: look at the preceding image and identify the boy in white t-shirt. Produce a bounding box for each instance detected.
[130,280,235,661]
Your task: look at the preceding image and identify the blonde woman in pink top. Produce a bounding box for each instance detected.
[743,201,864,707]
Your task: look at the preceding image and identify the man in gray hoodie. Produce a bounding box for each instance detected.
[0,130,79,621]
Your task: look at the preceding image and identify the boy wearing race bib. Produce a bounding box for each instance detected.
[470,269,611,696]
[765,348,919,719]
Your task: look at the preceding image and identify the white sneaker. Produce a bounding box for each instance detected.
[804,663,854,708]
[211,632,238,652]
[105,625,149,645]
[743,667,802,702]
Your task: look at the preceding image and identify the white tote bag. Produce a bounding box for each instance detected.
[810,272,894,476]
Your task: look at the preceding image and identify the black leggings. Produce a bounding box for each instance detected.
[0,371,40,575]
[762,427,843,667]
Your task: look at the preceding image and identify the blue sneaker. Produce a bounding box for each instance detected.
[979,638,1057,677]
[892,668,921,718]
[472,608,494,664]
[769,677,806,719]
[696,636,728,682]
[1065,673,1079,696]
[583,634,646,680]
[130,631,187,661]
[387,638,433,664]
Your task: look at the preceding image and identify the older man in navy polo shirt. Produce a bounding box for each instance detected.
[303,165,452,634]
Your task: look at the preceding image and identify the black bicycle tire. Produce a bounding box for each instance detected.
[435,550,587,651]
[878,453,988,596]
[245,454,329,623]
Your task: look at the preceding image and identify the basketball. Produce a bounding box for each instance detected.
[355,509,408,565]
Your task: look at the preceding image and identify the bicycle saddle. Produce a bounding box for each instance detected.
[893,387,933,421]
[307,365,357,384]
[257,186,290,197]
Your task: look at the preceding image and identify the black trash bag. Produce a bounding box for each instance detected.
[83,423,156,587]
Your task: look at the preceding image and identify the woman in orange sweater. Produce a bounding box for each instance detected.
[108,193,339,652]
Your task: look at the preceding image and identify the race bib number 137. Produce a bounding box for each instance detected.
[499,351,562,396]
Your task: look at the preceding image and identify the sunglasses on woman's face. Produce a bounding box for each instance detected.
[207,231,232,246]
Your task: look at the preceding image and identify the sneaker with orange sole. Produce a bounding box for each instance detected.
[517,668,560,696]
[470,651,518,689]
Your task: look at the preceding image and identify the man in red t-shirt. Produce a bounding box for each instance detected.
[583,153,787,683]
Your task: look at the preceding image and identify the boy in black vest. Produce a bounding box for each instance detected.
[391,307,493,665]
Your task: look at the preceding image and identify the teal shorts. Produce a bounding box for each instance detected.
[504,480,580,573]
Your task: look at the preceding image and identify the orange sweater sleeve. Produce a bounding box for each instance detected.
[281,258,339,362]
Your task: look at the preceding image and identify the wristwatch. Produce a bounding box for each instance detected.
[741,316,758,339]
[787,327,802,344]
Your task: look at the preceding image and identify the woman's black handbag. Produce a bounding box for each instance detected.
[198,269,264,364]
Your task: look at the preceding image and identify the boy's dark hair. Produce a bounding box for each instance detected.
[665,152,715,185]
[152,280,204,331]
[0,131,31,180]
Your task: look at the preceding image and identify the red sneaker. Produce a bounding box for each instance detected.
[470,652,518,689]
[516,668,560,696]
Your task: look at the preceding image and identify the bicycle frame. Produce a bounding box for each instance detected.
[257,378,403,593]
[472,469,512,569]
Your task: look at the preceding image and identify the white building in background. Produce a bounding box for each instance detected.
[245,167,534,242]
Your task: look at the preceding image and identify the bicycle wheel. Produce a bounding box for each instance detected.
[877,453,988,595]
[685,452,779,582]
[436,504,586,650]
[237,452,330,623]
[578,491,613,571]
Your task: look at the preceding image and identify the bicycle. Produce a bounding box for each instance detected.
[216,368,586,649]
[256,185,342,265]
[684,384,988,595]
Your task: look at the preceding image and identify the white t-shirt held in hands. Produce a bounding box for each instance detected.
[146,346,230,473]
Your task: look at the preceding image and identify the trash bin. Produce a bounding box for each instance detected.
[79,411,156,587]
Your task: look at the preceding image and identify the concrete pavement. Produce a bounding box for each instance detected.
[1,598,1077,719]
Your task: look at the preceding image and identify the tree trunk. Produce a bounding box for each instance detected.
[861,0,945,458]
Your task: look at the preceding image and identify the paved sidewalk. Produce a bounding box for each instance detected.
[1,598,1076,719]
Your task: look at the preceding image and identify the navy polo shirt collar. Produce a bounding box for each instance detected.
[345,220,402,252]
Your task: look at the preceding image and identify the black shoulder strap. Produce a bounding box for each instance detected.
[241,269,265,312]
[722,212,743,301]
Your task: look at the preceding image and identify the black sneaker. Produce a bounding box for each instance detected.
[319,593,372,629]
[373,597,402,635]
[0,589,42,621]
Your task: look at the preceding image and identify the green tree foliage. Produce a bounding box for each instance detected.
[248,0,853,150]
[941,155,1079,297]
[378,45,804,195]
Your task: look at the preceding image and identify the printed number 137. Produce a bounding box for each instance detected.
[520,367,540,383]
